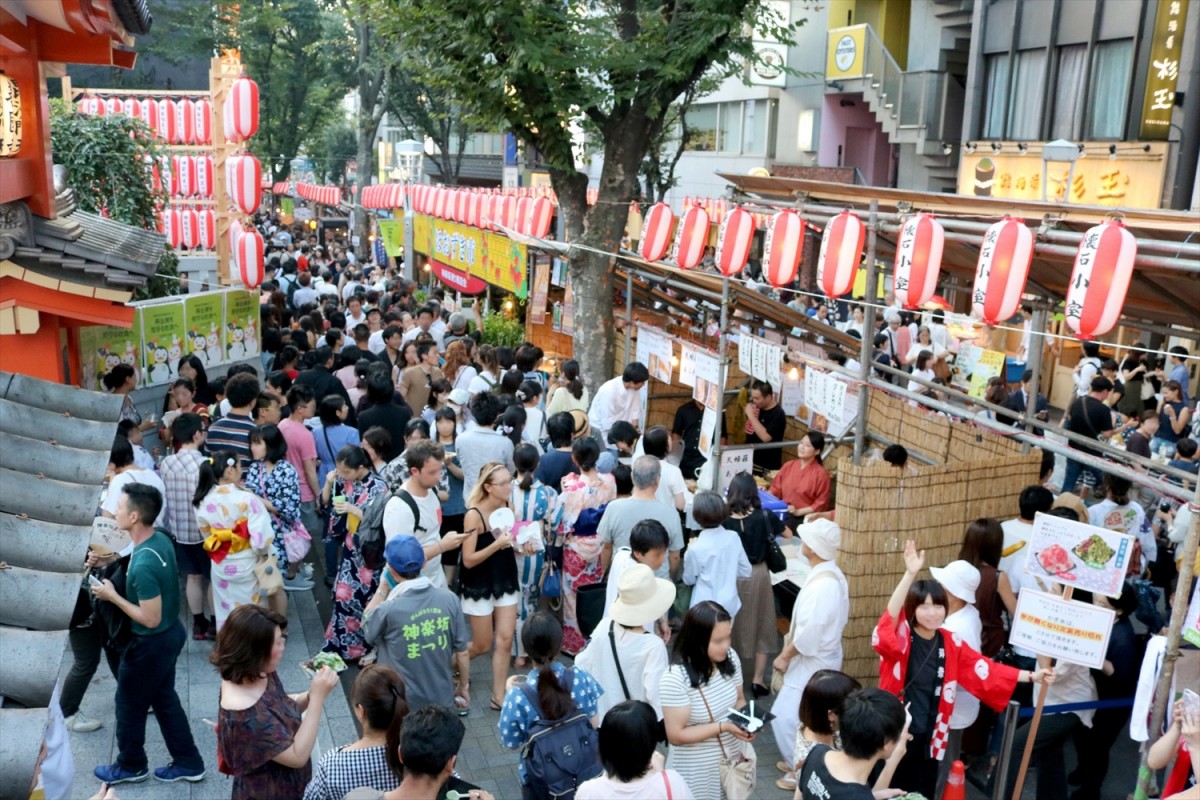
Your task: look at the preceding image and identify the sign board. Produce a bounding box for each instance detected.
[678,343,702,387]
[635,325,674,384]
[410,213,529,298]
[968,348,1006,399]
[90,516,131,556]
[430,260,488,295]
[1025,512,1135,598]
[529,255,551,325]
[825,25,867,80]
[779,369,805,417]
[718,448,754,492]
[805,368,847,426]
[1140,0,1190,139]
[699,407,719,459]
[377,219,405,257]
[1009,588,1116,669]
[750,1,789,87]
[691,349,721,411]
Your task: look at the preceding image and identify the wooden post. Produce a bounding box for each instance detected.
[852,199,879,465]
[209,54,240,286]
[1010,585,1072,800]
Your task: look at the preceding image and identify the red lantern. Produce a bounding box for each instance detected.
[223,108,236,145]
[672,207,711,270]
[175,155,195,198]
[137,98,158,132]
[764,210,806,287]
[160,156,177,196]
[236,229,265,289]
[639,203,675,263]
[161,209,182,248]
[195,155,214,198]
[228,76,260,141]
[121,97,137,117]
[156,98,177,142]
[392,184,406,210]
[465,192,480,227]
[893,212,944,309]
[515,197,531,234]
[500,195,517,230]
[971,216,1034,325]
[228,154,262,214]
[199,209,217,250]
[80,96,105,116]
[180,208,200,249]
[716,207,755,277]
[430,187,445,219]
[194,99,212,144]
[455,190,469,224]
[174,98,195,145]
[1064,219,1137,340]
[816,210,865,298]
[527,197,553,238]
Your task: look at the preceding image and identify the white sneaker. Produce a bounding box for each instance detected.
[299,564,314,580]
[65,712,102,732]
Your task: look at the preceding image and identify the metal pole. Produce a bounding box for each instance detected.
[709,275,732,491]
[625,271,634,364]
[853,199,880,465]
[1021,306,1048,453]
[991,701,1023,800]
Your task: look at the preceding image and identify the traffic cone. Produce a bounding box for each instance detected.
[942,759,966,800]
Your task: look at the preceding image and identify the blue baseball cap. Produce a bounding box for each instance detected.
[384,535,426,574]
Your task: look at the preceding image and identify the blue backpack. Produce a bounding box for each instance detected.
[519,669,602,800]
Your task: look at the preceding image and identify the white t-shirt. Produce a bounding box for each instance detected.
[382,487,445,587]
[999,517,1039,658]
[103,468,168,530]
[654,459,687,510]
[577,769,694,800]
[575,617,670,720]
[468,369,499,395]
[588,376,641,440]
[1046,660,1098,728]
[1088,499,1155,563]
[942,605,983,729]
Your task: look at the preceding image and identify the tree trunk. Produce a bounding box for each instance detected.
[355,112,373,261]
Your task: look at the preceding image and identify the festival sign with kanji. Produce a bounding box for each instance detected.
[410,213,528,297]
[1141,0,1190,139]
[1009,588,1116,669]
[1025,512,1135,598]
[139,301,186,387]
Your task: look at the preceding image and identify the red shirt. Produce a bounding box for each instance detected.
[768,458,831,513]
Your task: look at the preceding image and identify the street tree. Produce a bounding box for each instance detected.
[373,0,797,391]
[387,67,474,187]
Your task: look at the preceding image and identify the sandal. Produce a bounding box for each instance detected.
[489,698,503,712]
[454,695,470,717]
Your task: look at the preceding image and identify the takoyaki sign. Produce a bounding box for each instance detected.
[79,289,260,392]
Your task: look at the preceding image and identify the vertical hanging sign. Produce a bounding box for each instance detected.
[1140,0,1189,139]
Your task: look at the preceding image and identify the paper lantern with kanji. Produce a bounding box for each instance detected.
[199,209,217,250]
[455,190,469,224]
[79,95,105,116]
[893,212,944,309]
[195,155,214,198]
[161,209,182,248]
[764,210,807,287]
[228,154,262,214]
[160,156,176,196]
[816,210,865,298]
[639,203,675,263]
[180,208,201,249]
[155,98,177,142]
[1064,219,1137,340]
[672,207,711,270]
[971,216,1034,325]
[174,154,195,198]
[716,207,755,277]
[236,229,265,289]
[228,76,260,141]
[499,195,517,230]
[527,197,553,239]
[174,98,196,145]
[194,99,212,144]
[137,99,158,133]
[121,97,137,117]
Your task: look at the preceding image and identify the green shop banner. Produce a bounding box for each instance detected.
[184,292,226,369]
[140,302,187,387]
[378,219,405,257]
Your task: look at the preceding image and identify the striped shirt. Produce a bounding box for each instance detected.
[206,412,255,463]
[159,448,207,544]
[661,659,745,800]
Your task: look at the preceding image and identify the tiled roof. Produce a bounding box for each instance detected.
[0,371,122,795]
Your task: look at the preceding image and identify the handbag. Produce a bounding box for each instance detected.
[540,559,561,599]
[253,553,284,596]
[282,518,311,563]
[763,512,788,574]
[697,683,756,800]
[770,631,790,694]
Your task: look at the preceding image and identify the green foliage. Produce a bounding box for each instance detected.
[309,121,358,184]
[480,310,525,348]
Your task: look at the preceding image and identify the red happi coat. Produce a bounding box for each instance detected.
[873,609,1022,761]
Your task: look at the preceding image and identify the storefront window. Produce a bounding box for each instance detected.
[685,104,719,151]
[743,99,771,155]
[717,102,741,153]
[1087,39,1133,139]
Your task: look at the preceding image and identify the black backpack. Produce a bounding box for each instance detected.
[519,669,602,800]
[356,489,424,571]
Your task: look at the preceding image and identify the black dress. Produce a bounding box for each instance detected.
[458,507,519,602]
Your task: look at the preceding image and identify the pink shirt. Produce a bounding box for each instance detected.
[279,418,319,502]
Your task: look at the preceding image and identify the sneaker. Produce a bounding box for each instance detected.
[192,619,208,640]
[65,712,102,733]
[154,763,206,783]
[94,764,148,785]
[283,575,314,592]
[300,563,314,580]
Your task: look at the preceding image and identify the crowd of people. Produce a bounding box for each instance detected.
[60,224,1198,800]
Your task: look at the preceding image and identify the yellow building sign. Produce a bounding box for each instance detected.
[411,214,529,298]
[826,25,868,80]
[956,143,1168,209]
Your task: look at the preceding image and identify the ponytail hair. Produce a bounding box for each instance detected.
[194,450,239,507]
[351,664,409,780]
[522,612,571,720]
[562,359,584,400]
[513,443,540,492]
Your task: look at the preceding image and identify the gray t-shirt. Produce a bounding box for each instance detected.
[456,427,515,501]
[597,496,683,580]
[363,578,468,711]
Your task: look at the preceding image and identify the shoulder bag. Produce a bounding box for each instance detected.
[697,682,756,800]
[609,624,633,701]
[762,512,789,574]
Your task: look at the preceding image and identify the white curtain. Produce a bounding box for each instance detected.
[981,53,1010,139]
[1007,50,1047,140]
[1051,45,1088,141]
[1088,40,1134,139]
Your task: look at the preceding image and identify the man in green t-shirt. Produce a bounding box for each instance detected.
[91,483,206,785]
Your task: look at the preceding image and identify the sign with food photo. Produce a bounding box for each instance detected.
[1026,513,1135,598]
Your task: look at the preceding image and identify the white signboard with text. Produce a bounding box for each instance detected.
[1009,588,1116,669]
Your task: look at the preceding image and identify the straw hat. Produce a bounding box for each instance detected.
[568,409,591,440]
[610,564,676,627]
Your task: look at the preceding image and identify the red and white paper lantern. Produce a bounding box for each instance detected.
[227,76,260,141]
[229,219,244,253]
[175,98,196,145]
[500,195,517,230]
[893,212,945,309]
[526,197,553,239]
[161,209,182,248]
[514,197,531,234]
[639,203,675,263]
[194,98,212,144]
[156,98,177,142]
[816,210,866,298]
[236,228,265,290]
[468,192,483,227]
[174,154,195,198]
[715,207,755,277]
[180,208,200,249]
[137,98,158,133]
[121,97,137,117]
[971,216,1034,325]
[228,154,262,214]
[80,95,105,116]
[764,210,807,287]
[160,155,176,197]
[199,209,217,251]
[455,190,469,225]
[103,96,121,116]
[1064,219,1137,340]
[195,155,214,198]
[672,206,711,270]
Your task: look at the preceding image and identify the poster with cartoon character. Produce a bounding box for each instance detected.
[79,316,142,392]
[183,292,225,368]
[224,290,258,363]
[139,301,186,387]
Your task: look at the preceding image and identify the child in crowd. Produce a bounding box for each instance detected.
[682,491,751,619]
[603,519,670,636]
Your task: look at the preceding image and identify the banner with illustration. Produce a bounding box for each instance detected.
[223,290,260,363]
[378,219,405,257]
[183,292,226,369]
[410,213,529,297]
[80,317,143,392]
[140,302,186,387]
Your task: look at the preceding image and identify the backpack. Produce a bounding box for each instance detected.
[357,489,424,571]
[519,669,602,800]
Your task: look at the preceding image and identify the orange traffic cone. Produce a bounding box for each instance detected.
[942,759,966,800]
